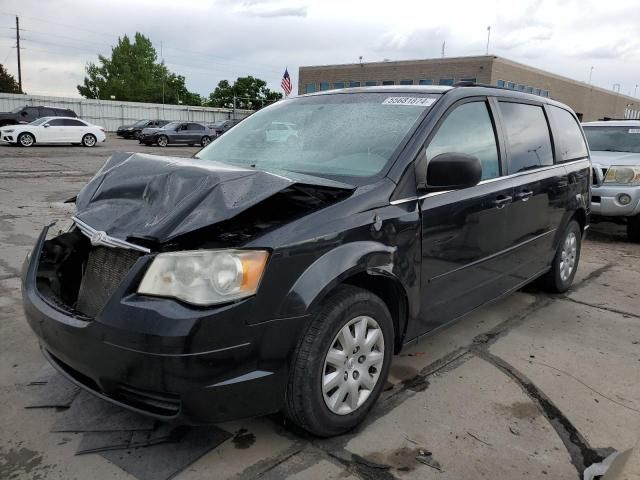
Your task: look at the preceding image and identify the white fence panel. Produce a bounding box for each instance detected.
[0,93,253,131]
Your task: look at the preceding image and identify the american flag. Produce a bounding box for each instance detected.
[281,68,292,96]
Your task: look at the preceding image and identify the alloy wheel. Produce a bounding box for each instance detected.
[83,135,96,147]
[19,133,34,147]
[322,315,385,415]
[559,231,577,282]
[157,136,168,147]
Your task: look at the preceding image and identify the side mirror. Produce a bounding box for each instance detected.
[426,152,482,191]
[43,124,50,128]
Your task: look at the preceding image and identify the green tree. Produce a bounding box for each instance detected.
[0,64,20,93]
[77,33,201,105]
[206,76,282,109]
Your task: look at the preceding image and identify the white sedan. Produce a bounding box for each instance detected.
[0,117,106,147]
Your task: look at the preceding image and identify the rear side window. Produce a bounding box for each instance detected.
[64,119,86,126]
[499,102,553,173]
[547,106,588,161]
[47,119,66,126]
[426,101,500,180]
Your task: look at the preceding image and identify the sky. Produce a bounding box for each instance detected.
[1,0,639,99]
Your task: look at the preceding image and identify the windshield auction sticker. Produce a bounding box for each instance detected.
[382,97,436,106]
[629,128,640,134]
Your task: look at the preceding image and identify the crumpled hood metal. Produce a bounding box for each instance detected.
[74,152,352,244]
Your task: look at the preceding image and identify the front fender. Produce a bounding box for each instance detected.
[277,241,398,317]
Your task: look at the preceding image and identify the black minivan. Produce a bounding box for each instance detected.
[22,85,590,437]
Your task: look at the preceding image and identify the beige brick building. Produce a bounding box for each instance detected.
[298,55,640,121]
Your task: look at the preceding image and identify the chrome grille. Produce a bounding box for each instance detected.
[76,247,141,317]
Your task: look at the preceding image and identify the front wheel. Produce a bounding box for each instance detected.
[539,220,582,293]
[285,285,394,437]
[17,132,35,147]
[627,214,640,243]
[156,135,168,147]
[81,134,96,147]
[200,136,211,147]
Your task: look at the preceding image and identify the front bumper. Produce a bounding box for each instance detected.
[591,184,640,217]
[1,134,15,143]
[22,226,308,424]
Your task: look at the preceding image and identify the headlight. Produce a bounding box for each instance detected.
[138,249,269,306]
[604,166,640,184]
[127,127,133,130]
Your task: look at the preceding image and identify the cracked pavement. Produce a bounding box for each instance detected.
[1,137,639,479]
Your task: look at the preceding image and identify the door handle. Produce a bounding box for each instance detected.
[515,190,534,201]
[493,195,513,208]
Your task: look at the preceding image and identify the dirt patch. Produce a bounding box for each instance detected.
[494,400,542,420]
[361,445,441,473]
[232,429,256,449]
[0,443,52,480]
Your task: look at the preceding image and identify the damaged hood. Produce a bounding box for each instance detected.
[74,152,353,244]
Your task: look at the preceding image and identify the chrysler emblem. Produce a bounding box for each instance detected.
[90,231,108,246]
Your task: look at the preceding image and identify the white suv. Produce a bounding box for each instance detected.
[583,120,640,242]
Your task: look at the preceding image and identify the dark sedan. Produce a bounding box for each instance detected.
[117,120,171,139]
[139,121,215,147]
[209,119,242,137]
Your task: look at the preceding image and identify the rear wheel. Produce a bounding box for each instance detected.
[17,132,35,147]
[81,134,96,147]
[539,220,582,293]
[285,285,393,437]
[156,135,168,147]
[200,136,211,147]
[627,214,640,243]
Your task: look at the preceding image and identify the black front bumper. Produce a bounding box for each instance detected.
[22,227,309,424]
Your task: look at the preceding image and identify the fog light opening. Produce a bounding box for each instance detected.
[618,193,632,206]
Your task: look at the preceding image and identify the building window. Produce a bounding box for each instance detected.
[534,88,541,96]
[349,81,361,87]
[460,77,476,83]
[496,79,505,88]
[525,86,533,94]
[542,90,550,97]
[439,78,454,86]
[365,81,377,86]
[400,79,413,85]
[305,83,316,94]
[419,79,433,85]
[333,82,345,89]
[507,81,515,89]
[516,84,525,91]
[320,82,330,91]
[382,80,395,85]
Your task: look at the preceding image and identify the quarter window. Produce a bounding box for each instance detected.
[547,106,588,161]
[499,102,553,173]
[426,102,500,181]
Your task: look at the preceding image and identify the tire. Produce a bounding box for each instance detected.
[133,131,141,140]
[156,135,168,147]
[200,136,211,147]
[627,214,640,243]
[81,134,96,147]
[17,132,35,147]
[538,220,582,293]
[285,285,394,437]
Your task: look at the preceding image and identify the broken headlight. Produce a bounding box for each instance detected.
[138,249,269,306]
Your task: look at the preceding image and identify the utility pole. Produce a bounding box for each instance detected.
[635,84,638,98]
[588,66,594,85]
[161,41,165,115]
[486,26,491,55]
[16,16,22,93]
[441,41,445,58]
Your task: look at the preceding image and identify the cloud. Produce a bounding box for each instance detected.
[246,6,308,17]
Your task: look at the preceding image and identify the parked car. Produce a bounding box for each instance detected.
[0,105,77,128]
[209,119,241,137]
[265,121,298,143]
[117,120,171,139]
[139,121,214,147]
[0,117,105,147]
[583,120,640,242]
[22,85,590,437]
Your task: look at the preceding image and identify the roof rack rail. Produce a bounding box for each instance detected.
[453,81,511,91]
